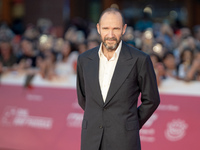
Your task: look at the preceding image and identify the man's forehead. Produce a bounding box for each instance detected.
[99,11,123,23]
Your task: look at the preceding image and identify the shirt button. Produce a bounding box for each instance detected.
[99,126,103,129]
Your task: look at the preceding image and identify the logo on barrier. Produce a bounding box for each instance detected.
[1,106,53,130]
[143,113,158,128]
[165,119,188,141]
[140,113,158,142]
[67,113,83,128]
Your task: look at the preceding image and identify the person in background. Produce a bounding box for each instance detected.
[159,23,175,51]
[0,41,17,73]
[55,40,76,78]
[150,53,165,86]
[77,41,87,54]
[185,50,200,81]
[135,12,153,32]
[177,48,194,80]
[17,38,37,70]
[87,39,100,50]
[37,50,57,80]
[173,36,196,65]
[162,51,177,79]
[193,25,200,48]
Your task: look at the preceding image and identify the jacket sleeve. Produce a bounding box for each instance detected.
[76,55,86,110]
[137,55,160,129]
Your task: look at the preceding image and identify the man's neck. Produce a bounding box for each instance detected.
[102,46,116,60]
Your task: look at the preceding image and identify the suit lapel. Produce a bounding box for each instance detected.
[86,42,138,107]
[104,42,137,106]
[86,47,104,106]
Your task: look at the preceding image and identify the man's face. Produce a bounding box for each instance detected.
[97,12,127,52]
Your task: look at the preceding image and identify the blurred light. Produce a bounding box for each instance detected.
[40,35,48,44]
[143,6,152,16]
[55,38,64,52]
[57,38,64,46]
[169,10,178,19]
[39,35,53,50]
[144,29,153,40]
[110,4,119,9]
[153,43,163,54]
[124,26,134,41]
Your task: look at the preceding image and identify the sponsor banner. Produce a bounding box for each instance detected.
[0,85,82,150]
[1,106,53,129]
[0,85,200,150]
[140,94,200,150]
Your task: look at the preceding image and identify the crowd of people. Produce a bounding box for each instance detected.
[0,17,200,86]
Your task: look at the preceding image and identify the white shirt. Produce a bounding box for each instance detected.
[98,41,122,102]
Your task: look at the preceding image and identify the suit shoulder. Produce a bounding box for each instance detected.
[78,46,99,63]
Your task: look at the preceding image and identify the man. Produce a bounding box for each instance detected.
[76,8,160,150]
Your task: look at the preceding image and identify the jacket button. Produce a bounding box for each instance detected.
[99,126,103,129]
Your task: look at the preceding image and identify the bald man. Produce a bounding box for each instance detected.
[76,8,160,150]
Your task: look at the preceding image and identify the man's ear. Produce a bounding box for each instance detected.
[97,23,100,34]
[122,24,127,35]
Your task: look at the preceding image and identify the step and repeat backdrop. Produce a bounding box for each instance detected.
[0,73,200,150]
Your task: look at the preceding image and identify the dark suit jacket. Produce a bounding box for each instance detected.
[76,41,160,150]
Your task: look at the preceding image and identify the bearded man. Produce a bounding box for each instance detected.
[76,7,160,150]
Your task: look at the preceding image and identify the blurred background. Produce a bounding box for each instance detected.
[0,0,200,150]
[0,0,200,84]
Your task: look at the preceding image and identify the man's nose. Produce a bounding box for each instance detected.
[107,30,114,37]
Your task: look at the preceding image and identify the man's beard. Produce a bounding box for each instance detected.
[102,37,121,52]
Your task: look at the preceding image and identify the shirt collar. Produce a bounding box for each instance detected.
[98,40,122,60]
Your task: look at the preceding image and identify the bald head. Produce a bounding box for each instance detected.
[98,8,125,26]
